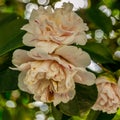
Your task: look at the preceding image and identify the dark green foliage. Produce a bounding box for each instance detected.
[59,84,98,117]
[0,68,19,93]
[0,13,27,56]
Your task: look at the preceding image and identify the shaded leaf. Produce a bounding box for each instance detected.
[2,109,12,120]
[52,104,63,120]
[0,13,27,56]
[78,42,114,64]
[0,53,11,71]
[0,68,19,93]
[87,109,115,120]
[86,7,112,34]
[96,112,115,120]
[59,96,80,116]
[59,84,97,116]
[75,84,97,113]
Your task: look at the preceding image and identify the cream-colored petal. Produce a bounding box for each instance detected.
[55,46,91,67]
[53,89,75,106]
[74,32,87,45]
[36,41,59,53]
[18,72,31,93]
[28,47,76,69]
[21,21,40,34]
[12,49,33,66]
[22,33,39,46]
[74,68,96,85]
[29,9,40,21]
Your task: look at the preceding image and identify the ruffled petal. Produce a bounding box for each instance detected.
[12,49,33,66]
[55,45,91,67]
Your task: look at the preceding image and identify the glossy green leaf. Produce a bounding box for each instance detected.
[86,7,112,34]
[78,42,114,64]
[0,68,19,93]
[59,84,97,116]
[0,13,27,56]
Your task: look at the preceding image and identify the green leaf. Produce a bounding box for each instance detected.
[87,110,115,120]
[59,84,97,116]
[86,7,112,34]
[59,96,80,116]
[75,84,98,113]
[112,109,120,120]
[96,112,115,120]
[0,53,11,71]
[0,68,19,93]
[78,42,114,64]
[52,105,63,120]
[86,110,100,120]
[0,13,27,56]
[2,109,12,120]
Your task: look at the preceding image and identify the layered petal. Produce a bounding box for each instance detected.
[22,3,88,47]
[55,46,91,67]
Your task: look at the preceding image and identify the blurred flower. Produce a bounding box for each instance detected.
[22,3,88,47]
[92,75,120,114]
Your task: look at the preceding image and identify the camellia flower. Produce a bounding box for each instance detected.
[12,46,95,105]
[92,75,120,114]
[22,3,88,50]
[11,2,95,105]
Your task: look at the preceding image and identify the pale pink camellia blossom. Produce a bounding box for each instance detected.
[22,3,88,50]
[92,76,120,114]
[12,46,95,105]
[11,2,95,105]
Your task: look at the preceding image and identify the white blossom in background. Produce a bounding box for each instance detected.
[37,0,50,5]
[24,3,38,19]
[92,75,120,114]
[99,5,111,17]
[11,3,96,106]
[55,0,88,11]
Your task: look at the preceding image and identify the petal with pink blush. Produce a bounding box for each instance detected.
[55,46,91,67]
[12,49,33,66]
[22,33,39,46]
[36,41,59,53]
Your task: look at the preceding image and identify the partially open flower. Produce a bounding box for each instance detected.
[22,3,88,49]
[12,46,95,105]
[92,75,120,114]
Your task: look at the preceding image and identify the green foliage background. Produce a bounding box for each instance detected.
[0,0,120,120]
